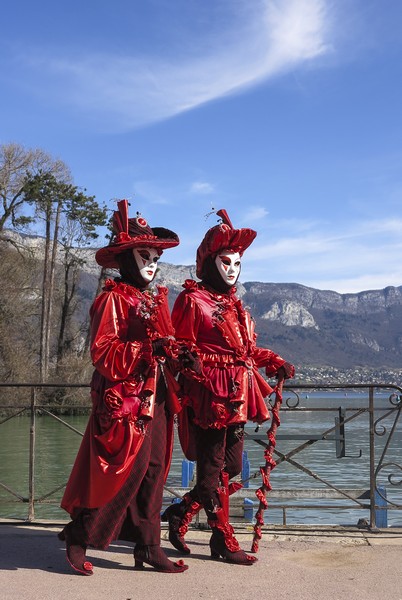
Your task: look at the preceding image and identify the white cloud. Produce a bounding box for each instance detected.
[190,181,215,195]
[17,0,332,130]
[243,206,269,222]
[133,181,172,206]
[307,273,402,294]
[242,217,402,292]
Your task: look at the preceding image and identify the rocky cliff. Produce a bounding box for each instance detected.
[3,230,402,370]
[239,281,402,369]
[155,271,402,369]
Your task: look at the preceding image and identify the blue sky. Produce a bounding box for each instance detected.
[1,0,402,293]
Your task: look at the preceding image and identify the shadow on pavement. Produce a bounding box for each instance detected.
[0,525,198,575]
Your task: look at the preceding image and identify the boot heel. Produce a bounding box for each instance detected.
[210,549,220,559]
[134,559,144,570]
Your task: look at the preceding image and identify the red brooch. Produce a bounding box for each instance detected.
[135,216,148,228]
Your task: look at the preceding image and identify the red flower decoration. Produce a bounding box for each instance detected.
[183,279,198,292]
[115,232,132,243]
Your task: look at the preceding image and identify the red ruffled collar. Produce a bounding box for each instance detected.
[182,278,237,299]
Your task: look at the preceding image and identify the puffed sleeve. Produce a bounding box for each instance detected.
[252,346,286,373]
[241,302,287,375]
[90,290,150,381]
[172,290,201,350]
[252,346,295,379]
[172,290,207,381]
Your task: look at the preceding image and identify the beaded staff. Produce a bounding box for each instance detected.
[251,378,284,553]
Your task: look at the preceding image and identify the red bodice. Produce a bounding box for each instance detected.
[172,280,286,432]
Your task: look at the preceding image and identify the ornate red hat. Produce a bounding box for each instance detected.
[96,199,180,269]
[196,209,256,279]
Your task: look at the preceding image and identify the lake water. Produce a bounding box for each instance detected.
[1,391,401,526]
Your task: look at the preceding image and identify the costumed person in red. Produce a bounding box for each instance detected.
[162,209,294,565]
[58,200,188,575]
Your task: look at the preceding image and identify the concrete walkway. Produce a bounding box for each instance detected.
[1,522,402,600]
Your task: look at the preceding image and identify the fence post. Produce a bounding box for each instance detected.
[368,386,376,529]
[28,387,36,522]
[375,486,388,528]
[181,459,195,487]
[242,450,250,488]
[243,497,254,521]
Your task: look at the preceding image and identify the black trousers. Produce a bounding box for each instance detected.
[189,423,244,519]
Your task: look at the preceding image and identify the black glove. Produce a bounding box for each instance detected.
[152,337,172,356]
[179,347,202,374]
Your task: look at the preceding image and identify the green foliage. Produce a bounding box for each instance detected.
[22,170,108,242]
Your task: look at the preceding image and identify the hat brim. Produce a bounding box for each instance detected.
[96,228,179,269]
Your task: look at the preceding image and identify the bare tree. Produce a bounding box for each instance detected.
[0,242,41,382]
[56,207,108,369]
[0,142,69,232]
[81,265,108,358]
[0,142,108,387]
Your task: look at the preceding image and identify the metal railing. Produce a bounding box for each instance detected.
[244,383,402,529]
[0,382,401,528]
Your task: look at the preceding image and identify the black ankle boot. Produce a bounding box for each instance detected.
[134,544,189,573]
[208,509,257,566]
[161,494,202,555]
[60,529,93,576]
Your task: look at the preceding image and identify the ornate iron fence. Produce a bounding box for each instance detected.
[0,382,401,528]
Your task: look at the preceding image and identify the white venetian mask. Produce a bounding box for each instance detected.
[215,250,241,286]
[132,247,161,283]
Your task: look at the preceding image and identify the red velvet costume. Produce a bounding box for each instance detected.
[61,280,180,520]
[162,209,294,564]
[173,279,286,434]
[59,200,188,575]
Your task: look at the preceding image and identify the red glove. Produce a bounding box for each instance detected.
[276,361,295,381]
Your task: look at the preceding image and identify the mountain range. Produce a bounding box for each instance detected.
[155,263,402,371]
[4,230,402,374]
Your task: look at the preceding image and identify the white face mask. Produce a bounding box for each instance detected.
[132,247,160,283]
[215,250,241,286]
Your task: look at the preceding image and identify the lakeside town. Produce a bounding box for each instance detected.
[293,365,402,387]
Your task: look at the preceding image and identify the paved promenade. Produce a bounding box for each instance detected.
[1,522,401,600]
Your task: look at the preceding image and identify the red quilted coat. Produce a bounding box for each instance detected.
[61,279,180,518]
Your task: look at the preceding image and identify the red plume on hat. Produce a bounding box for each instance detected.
[196,208,256,279]
[95,199,180,269]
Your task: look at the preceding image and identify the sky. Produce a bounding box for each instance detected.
[1,0,402,294]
